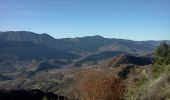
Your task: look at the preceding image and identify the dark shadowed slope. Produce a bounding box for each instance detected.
[0,89,67,100]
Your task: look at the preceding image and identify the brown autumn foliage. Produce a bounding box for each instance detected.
[75,70,125,100]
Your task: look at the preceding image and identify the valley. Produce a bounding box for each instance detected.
[0,31,170,99]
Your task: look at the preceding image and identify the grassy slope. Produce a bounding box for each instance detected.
[125,64,170,100]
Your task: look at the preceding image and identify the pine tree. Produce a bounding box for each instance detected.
[154,42,170,65]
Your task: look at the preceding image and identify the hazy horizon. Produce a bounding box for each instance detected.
[1,0,170,40]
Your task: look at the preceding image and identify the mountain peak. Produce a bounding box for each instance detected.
[0,31,55,43]
[83,35,104,39]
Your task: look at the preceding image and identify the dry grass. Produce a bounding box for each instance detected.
[143,73,170,100]
[128,64,170,100]
[75,70,125,100]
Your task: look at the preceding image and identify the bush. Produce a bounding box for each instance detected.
[153,64,167,78]
[75,70,125,100]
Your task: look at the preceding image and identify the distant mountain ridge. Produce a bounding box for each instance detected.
[0,31,169,60]
[0,31,55,44]
[0,31,169,73]
[0,31,169,58]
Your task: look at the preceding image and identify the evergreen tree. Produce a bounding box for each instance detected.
[154,42,170,65]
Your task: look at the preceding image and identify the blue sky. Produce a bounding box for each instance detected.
[0,0,170,40]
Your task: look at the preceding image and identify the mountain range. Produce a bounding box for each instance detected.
[0,31,170,97]
[1,31,168,56]
[0,31,169,73]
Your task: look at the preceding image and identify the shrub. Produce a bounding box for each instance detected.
[153,64,167,78]
[75,70,125,100]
